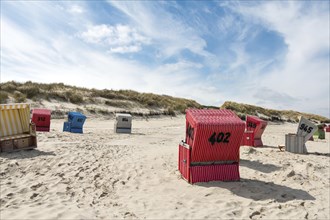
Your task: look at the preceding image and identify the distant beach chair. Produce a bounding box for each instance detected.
[0,103,37,152]
[285,116,317,154]
[114,113,132,133]
[178,109,245,184]
[63,112,86,133]
[240,115,267,147]
[31,108,51,132]
[325,125,330,133]
[317,124,326,139]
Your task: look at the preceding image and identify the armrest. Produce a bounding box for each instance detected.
[30,122,36,136]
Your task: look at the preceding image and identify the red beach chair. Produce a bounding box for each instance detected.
[178,109,245,184]
[241,115,267,147]
[31,109,51,132]
[325,125,330,132]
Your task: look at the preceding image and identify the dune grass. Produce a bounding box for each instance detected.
[221,101,330,123]
[1,81,328,122]
[0,81,201,116]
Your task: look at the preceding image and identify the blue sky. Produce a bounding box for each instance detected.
[1,1,329,117]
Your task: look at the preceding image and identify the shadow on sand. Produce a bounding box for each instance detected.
[0,149,56,159]
[240,159,281,173]
[307,152,330,157]
[196,178,315,202]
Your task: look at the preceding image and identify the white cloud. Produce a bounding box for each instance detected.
[108,1,213,60]
[1,1,329,117]
[80,24,149,53]
[220,1,329,116]
[68,5,84,14]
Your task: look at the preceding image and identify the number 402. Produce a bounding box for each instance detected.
[208,132,231,145]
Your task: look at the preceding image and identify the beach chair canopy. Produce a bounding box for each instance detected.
[246,115,267,138]
[115,113,132,126]
[185,109,245,162]
[296,116,317,142]
[0,103,30,138]
[68,112,86,128]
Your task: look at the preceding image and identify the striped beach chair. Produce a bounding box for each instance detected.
[241,115,268,147]
[178,109,245,184]
[0,103,37,152]
[31,108,51,132]
[285,116,317,154]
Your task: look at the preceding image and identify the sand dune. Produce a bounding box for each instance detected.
[0,116,329,219]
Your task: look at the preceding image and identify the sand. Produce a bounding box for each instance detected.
[0,116,329,219]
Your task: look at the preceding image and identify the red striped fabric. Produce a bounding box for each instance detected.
[31,109,51,131]
[185,109,245,162]
[240,131,254,146]
[178,143,191,182]
[190,162,240,183]
[245,115,267,147]
[325,125,330,132]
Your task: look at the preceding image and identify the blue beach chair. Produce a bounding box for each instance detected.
[63,112,86,133]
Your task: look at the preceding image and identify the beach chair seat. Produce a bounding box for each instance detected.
[63,112,86,134]
[285,116,317,154]
[0,103,37,152]
[178,109,245,183]
[31,109,51,132]
[241,115,267,147]
[114,113,132,133]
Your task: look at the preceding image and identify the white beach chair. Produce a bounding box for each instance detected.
[114,113,132,133]
[285,116,317,154]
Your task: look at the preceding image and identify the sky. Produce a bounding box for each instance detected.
[1,1,329,117]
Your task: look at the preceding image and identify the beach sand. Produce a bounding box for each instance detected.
[0,116,329,219]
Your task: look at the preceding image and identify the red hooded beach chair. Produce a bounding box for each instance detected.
[178,109,245,184]
[325,125,330,132]
[31,109,51,132]
[241,115,267,147]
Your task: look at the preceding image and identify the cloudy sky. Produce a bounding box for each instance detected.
[1,1,329,117]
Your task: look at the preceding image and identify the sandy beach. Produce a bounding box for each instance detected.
[0,116,329,219]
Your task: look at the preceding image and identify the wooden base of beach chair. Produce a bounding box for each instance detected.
[0,135,37,153]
